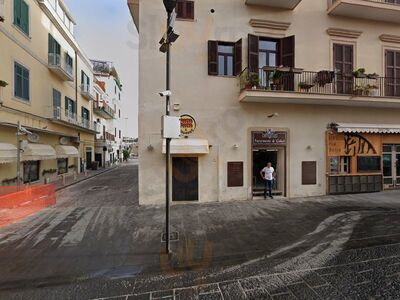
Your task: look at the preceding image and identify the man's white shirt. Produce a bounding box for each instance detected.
[262,166,274,180]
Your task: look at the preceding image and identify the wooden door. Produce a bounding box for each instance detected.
[385,50,400,97]
[172,157,199,201]
[334,44,353,94]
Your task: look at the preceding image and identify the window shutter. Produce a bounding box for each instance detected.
[248,34,259,73]
[14,0,21,26]
[234,39,242,76]
[21,1,29,35]
[187,1,194,20]
[280,35,295,67]
[48,34,54,53]
[208,40,218,76]
[65,97,68,111]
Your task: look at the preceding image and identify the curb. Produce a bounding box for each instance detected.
[55,166,119,191]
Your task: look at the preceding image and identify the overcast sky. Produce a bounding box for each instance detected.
[66,0,139,138]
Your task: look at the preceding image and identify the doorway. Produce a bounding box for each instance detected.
[86,148,92,169]
[172,157,199,201]
[383,144,400,189]
[252,148,285,197]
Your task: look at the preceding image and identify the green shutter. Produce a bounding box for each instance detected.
[14,0,21,26]
[48,34,54,54]
[21,1,29,35]
[14,62,29,101]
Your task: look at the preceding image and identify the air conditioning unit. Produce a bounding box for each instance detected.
[0,0,5,22]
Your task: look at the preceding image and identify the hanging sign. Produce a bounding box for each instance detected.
[180,114,196,135]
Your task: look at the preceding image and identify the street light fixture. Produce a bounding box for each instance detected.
[160,0,179,255]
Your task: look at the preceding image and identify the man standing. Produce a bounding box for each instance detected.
[260,162,275,199]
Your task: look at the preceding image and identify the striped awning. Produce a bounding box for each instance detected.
[0,143,17,164]
[22,144,57,161]
[162,139,209,155]
[333,123,400,134]
[55,145,79,158]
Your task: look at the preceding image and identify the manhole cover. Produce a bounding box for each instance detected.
[161,231,179,242]
[89,186,108,191]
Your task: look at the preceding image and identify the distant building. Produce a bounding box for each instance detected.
[122,137,138,157]
[91,60,124,166]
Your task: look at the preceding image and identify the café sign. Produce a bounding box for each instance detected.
[252,130,287,147]
[180,114,196,135]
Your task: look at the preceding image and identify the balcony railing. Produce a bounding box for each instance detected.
[80,84,95,100]
[48,53,73,81]
[52,106,96,131]
[240,68,400,98]
[329,0,400,7]
[93,101,115,119]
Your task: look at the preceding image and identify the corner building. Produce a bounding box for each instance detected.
[128,0,400,204]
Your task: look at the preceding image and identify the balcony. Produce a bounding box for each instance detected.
[80,84,95,101]
[239,67,400,108]
[245,0,302,9]
[327,0,400,24]
[93,101,115,119]
[48,53,74,81]
[51,106,97,133]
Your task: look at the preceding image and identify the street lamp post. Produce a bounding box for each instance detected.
[162,0,178,254]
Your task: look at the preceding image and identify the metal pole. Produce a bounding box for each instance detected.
[165,11,171,254]
[16,121,21,189]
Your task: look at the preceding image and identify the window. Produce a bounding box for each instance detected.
[208,39,242,76]
[119,92,121,100]
[23,161,39,183]
[119,130,121,139]
[14,62,29,101]
[65,54,73,74]
[330,156,351,174]
[334,44,354,94]
[14,0,29,35]
[81,71,89,87]
[340,156,351,174]
[57,158,68,175]
[81,107,90,120]
[53,89,61,108]
[385,50,400,97]
[115,128,117,136]
[65,97,75,117]
[119,109,121,118]
[115,86,117,94]
[48,34,61,64]
[357,156,381,172]
[176,0,194,20]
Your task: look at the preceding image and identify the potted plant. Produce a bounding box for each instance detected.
[240,72,259,90]
[0,80,8,87]
[270,70,283,90]
[367,73,379,80]
[298,82,314,92]
[315,70,334,87]
[353,85,365,96]
[352,68,366,78]
[366,84,379,96]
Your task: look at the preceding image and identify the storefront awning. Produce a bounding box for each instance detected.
[162,139,209,155]
[22,144,57,161]
[55,145,79,158]
[333,123,400,134]
[0,143,17,164]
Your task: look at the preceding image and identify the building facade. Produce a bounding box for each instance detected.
[128,0,400,205]
[0,0,98,185]
[92,60,124,166]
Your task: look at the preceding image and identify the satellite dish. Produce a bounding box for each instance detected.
[27,133,40,143]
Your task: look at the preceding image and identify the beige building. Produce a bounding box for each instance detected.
[129,0,400,205]
[0,0,98,185]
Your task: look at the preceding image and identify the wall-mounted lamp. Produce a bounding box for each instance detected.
[233,144,239,149]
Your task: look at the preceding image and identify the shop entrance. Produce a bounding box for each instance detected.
[172,157,199,201]
[383,144,400,189]
[252,148,285,197]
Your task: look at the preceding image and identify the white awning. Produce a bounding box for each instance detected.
[22,144,57,161]
[334,123,400,134]
[0,143,17,164]
[55,145,79,158]
[162,138,209,155]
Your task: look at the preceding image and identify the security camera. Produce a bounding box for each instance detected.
[159,90,172,97]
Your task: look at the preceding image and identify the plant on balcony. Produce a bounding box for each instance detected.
[365,84,379,96]
[352,68,366,78]
[298,82,314,92]
[240,72,260,90]
[1,177,19,185]
[315,71,334,87]
[0,80,8,87]
[42,169,57,176]
[367,73,379,80]
[353,85,366,96]
[270,70,283,90]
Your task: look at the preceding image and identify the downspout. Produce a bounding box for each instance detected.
[74,50,81,173]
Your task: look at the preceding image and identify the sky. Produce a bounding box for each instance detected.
[65,0,139,138]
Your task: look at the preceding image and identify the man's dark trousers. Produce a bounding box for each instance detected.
[264,179,273,198]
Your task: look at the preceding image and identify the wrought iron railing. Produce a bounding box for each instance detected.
[93,101,115,118]
[239,68,400,98]
[52,106,96,131]
[48,53,73,76]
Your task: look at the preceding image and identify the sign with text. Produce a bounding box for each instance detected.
[252,131,287,148]
[327,132,381,157]
[180,114,196,135]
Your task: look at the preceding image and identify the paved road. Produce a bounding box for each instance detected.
[0,163,400,299]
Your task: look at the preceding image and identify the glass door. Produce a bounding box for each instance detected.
[383,145,400,189]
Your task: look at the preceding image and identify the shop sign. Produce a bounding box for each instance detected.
[252,130,287,147]
[327,132,381,157]
[180,114,196,135]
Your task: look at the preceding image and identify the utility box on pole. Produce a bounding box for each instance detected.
[162,115,180,139]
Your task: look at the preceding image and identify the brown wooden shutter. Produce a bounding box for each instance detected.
[280,35,295,67]
[208,40,218,76]
[248,34,259,73]
[187,1,194,20]
[302,161,317,185]
[234,39,242,76]
[176,1,184,18]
